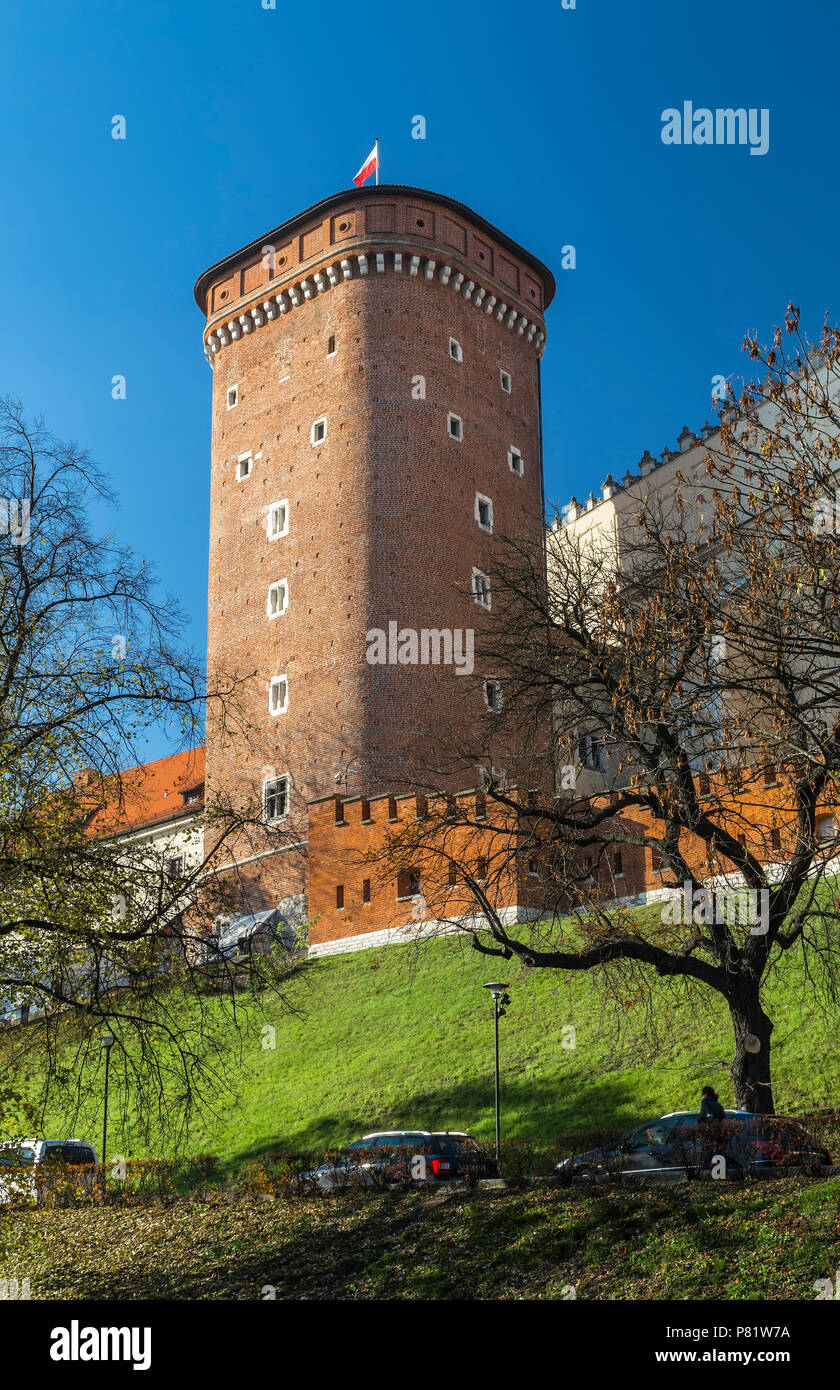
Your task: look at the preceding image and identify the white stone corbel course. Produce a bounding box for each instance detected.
[203,246,547,362]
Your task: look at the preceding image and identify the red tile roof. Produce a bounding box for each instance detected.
[85,747,205,837]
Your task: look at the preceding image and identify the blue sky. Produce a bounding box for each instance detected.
[0,0,835,758]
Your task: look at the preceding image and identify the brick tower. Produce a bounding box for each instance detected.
[194,185,554,917]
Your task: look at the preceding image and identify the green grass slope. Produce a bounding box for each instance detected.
[9,931,840,1168]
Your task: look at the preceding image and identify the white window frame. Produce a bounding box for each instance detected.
[475,492,494,533]
[268,675,289,716]
[508,446,524,476]
[266,499,289,541]
[263,774,289,823]
[449,336,463,363]
[267,579,289,620]
[472,568,491,610]
[226,384,239,409]
[448,412,463,442]
[311,416,328,446]
[483,678,503,712]
[236,450,253,481]
[500,369,512,394]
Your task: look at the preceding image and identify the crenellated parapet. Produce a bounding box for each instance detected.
[194,185,554,365]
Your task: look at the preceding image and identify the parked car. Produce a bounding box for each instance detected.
[555,1110,830,1181]
[306,1130,497,1190]
[0,1138,98,1204]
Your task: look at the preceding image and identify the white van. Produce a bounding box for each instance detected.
[0,1139,98,1204]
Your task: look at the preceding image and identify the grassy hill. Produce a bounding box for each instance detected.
[6,930,840,1170]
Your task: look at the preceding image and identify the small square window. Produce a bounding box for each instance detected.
[500,370,512,394]
[226,385,239,409]
[269,675,288,715]
[484,678,502,711]
[311,417,327,445]
[449,337,463,363]
[264,775,288,822]
[267,579,288,619]
[475,493,494,532]
[448,412,463,442]
[508,447,524,476]
[237,452,253,481]
[472,569,491,610]
[267,500,288,540]
[327,335,336,356]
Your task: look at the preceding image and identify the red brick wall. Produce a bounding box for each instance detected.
[199,189,552,915]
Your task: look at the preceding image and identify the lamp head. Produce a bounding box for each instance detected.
[483,982,509,999]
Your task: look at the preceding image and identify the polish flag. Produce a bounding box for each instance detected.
[353,141,379,187]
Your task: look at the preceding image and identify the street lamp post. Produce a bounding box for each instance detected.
[100,1033,115,1175]
[482,983,510,1166]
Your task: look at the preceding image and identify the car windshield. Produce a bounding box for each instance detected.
[0,1145,36,1168]
[430,1136,475,1155]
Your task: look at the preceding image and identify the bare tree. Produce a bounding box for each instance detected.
[373,307,840,1116]
[0,399,304,1147]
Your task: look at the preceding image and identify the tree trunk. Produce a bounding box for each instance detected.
[728,983,774,1114]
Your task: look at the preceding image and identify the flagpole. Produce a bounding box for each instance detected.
[375,137,379,185]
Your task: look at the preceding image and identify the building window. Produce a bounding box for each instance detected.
[311,416,328,445]
[183,784,203,805]
[484,678,502,711]
[474,791,486,819]
[449,336,463,363]
[397,868,422,899]
[476,856,488,883]
[769,828,781,852]
[817,815,837,843]
[508,446,524,476]
[264,775,289,822]
[387,795,397,821]
[500,369,512,394]
[415,794,428,820]
[361,798,371,822]
[269,675,288,716]
[472,568,491,609]
[166,856,183,879]
[475,493,494,532]
[267,579,289,620]
[327,335,336,357]
[613,851,624,879]
[237,451,253,481]
[362,878,371,904]
[448,861,457,887]
[336,885,344,910]
[528,857,539,877]
[226,385,239,409]
[448,412,463,442]
[267,500,289,540]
